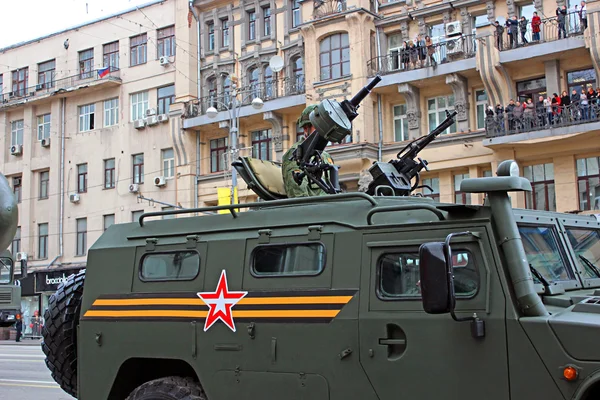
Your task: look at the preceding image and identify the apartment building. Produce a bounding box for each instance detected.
[181,0,600,214]
[0,0,180,325]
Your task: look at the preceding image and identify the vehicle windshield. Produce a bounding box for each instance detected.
[565,228,600,283]
[518,225,574,285]
[0,258,13,284]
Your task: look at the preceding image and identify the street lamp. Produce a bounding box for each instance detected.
[206,83,264,207]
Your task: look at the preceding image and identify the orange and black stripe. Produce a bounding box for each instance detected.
[82,289,357,323]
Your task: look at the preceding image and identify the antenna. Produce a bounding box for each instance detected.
[269,55,284,73]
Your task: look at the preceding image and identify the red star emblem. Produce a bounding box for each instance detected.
[197,270,247,332]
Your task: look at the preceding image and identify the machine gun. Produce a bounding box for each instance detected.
[365,109,458,196]
[289,75,383,194]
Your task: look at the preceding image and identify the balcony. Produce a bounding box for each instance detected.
[367,34,477,84]
[484,100,600,145]
[0,67,121,110]
[182,76,306,128]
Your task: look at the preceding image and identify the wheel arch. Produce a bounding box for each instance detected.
[572,368,600,400]
[107,357,202,400]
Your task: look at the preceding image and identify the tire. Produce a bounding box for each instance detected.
[126,376,207,400]
[41,269,85,398]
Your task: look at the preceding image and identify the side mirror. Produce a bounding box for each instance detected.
[418,242,453,314]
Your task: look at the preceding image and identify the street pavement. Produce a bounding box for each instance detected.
[0,340,75,400]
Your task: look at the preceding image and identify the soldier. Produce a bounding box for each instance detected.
[282,104,334,198]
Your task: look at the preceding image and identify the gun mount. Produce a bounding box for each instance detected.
[365,110,458,197]
[289,75,383,194]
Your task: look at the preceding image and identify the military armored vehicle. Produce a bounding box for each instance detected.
[41,77,600,400]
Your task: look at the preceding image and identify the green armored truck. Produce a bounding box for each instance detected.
[0,172,21,327]
[42,77,600,400]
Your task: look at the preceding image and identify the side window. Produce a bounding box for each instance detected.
[378,249,478,299]
[518,225,574,283]
[140,251,200,281]
[251,243,325,276]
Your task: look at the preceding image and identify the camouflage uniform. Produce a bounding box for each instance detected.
[282,105,334,198]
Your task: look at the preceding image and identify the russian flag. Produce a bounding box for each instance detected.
[97,67,110,78]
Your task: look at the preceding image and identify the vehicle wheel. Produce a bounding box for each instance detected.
[41,269,85,398]
[126,376,207,400]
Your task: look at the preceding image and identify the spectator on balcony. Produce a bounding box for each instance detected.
[519,16,529,45]
[578,1,587,31]
[544,96,553,125]
[494,21,505,49]
[557,6,568,39]
[512,100,524,131]
[416,35,427,68]
[532,12,542,41]
[408,41,418,69]
[536,95,546,126]
[524,98,535,128]
[425,36,436,67]
[505,99,516,131]
[506,16,519,49]
[495,104,505,132]
[587,87,596,118]
[580,89,589,120]
[401,41,410,70]
[552,93,562,123]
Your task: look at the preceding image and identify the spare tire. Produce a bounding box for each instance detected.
[42,269,85,398]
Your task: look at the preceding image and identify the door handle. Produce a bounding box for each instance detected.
[378,338,406,346]
[378,324,407,360]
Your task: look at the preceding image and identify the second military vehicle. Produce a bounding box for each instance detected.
[41,77,600,400]
[0,173,21,327]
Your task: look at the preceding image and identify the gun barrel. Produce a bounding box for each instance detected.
[350,75,382,108]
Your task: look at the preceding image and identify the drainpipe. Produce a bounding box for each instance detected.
[49,97,65,267]
[189,0,201,209]
[374,0,383,162]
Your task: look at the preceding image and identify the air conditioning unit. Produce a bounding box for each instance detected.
[133,119,146,129]
[157,114,169,123]
[10,144,22,156]
[445,21,462,37]
[16,252,28,261]
[129,183,139,193]
[154,176,166,187]
[446,37,464,55]
[69,193,80,203]
[159,56,170,66]
[145,108,157,117]
[41,137,50,147]
[146,115,159,126]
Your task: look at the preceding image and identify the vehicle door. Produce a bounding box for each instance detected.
[359,223,509,400]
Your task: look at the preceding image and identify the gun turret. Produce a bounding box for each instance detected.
[366,110,458,196]
[290,75,382,194]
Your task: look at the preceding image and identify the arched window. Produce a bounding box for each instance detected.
[264,66,273,99]
[319,32,350,81]
[249,67,259,98]
[207,77,217,108]
[222,75,231,106]
[291,56,304,93]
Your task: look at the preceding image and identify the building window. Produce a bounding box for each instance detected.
[79,49,94,79]
[11,227,20,259]
[103,41,119,69]
[133,154,144,184]
[132,210,144,222]
[319,32,350,81]
[162,148,175,178]
[157,85,175,115]
[13,177,21,203]
[12,68,28,96]
[103,214,115,231]
[210,137,228,172]
[248,11,256,40]
[104,98,119,127]
[296,122,304,142]
[37,114,51,140]
[428,95,457,134]
[567,69,597,94]
[76,218,87,256]
[131,91,149,121]
[222,75,231,105]
[577,156,600,211]
[222,19,229,46]
[421,177,440,201]
[0,74,3,93]
[252,129,271,160]
[38,223,48,259]
[454,173,471,204]
[208,22,215,51]
[517,77,547,103]
[38,60,55,89]
[78,103,95,132]
[263,7,271,36]
[524,163,556,211]
[264,66,274,99]
[11,120,24,147]
[40,171,49,199]
[157,26,176,57]
[130,33,148,66]
[393,104,409,142]
[77,164,88,193]
[292,0,301,28]
[104,158,115,189]
[475,89,488,130]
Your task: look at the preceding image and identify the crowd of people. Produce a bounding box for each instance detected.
[485,87,600,136]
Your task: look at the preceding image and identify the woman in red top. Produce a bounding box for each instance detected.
[532,12,541,41]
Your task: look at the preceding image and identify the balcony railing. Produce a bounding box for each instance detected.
[367,34,477,77]
[496,11,584,51]
[0,67,121,105]
[194,76,305,116]
[485,100,600,138]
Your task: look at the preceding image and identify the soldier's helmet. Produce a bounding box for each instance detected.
[297,104,317,128]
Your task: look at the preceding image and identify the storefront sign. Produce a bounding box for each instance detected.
[35,269,84,293]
